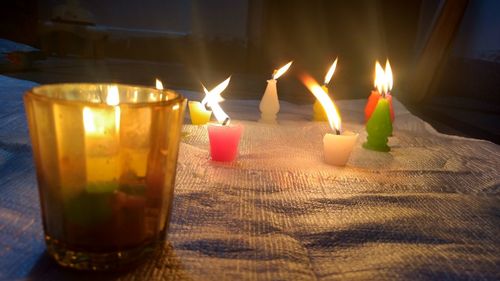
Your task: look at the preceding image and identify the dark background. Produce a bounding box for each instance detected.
[0,0,499,143]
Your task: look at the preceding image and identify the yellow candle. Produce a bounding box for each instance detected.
[82,86,121,192]
[313,85,329,121]
[119,106,151,178]
[314,59,338,122]
[188,101,212,125]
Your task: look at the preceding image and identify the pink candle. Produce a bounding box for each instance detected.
[208,124,243,162]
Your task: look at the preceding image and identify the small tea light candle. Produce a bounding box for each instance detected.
[313,58,337,122]
[259,61,292,124]
[202,77,243,162]
[188,101,212,125]
[302,73,358,166]
[323,131,358,166]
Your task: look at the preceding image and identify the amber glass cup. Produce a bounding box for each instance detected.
[24,84,186,270]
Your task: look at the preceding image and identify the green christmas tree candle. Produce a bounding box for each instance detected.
[363,98,392,152]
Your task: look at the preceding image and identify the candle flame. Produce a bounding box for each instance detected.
[155,78,164,90]
[83,107,97,133]
[83,85,121,135]
[324,58,338,85]
[272,61,293,80]
[106,85,120,106]
[374,60,393,95]
[201,77,231,124]
[301,74,341,132]
[385,60,393,92]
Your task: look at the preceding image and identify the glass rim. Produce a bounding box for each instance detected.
[25,83,185,107]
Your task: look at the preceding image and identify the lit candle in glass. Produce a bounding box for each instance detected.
[202,77,243,162]
[313,58,338,121]
[259,61,292,124]
[24,83,186,270]
[365,60,395,122]
[302,74,358,166]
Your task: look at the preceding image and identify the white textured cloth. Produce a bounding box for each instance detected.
[0,77,499,280]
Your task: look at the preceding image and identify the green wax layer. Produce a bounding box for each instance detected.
[363,98,393,152]
[63,178,147,226]
[64,191,114,226]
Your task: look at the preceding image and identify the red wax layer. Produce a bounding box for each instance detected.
[208,124,243,162]
[364,91,394,123]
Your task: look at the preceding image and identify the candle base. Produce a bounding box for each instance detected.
[45,234,160,271]
[362,140,390,152]
[258,114,278,124]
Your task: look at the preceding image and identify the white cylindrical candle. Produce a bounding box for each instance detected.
[323,131,358,166]
[259,79,279,124]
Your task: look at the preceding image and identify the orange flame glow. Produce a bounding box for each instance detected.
[301,74,341,132]
[273,61,293,80]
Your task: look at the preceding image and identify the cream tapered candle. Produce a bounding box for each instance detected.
[259,61,292,124]
[259,79,279,123]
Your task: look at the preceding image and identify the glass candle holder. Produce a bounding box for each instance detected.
[24,83,186,271]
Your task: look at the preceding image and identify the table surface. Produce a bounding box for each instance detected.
[0,75,499,281]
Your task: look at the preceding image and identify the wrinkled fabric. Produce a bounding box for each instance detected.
[0,76,499,280]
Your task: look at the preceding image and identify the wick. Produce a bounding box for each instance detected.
[222,118,230,126]
[272,69,277,79]
[335,128,341,135]
[381,91,386,99]
[203,103,210,111]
